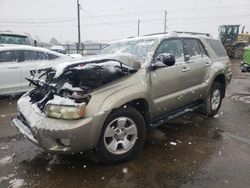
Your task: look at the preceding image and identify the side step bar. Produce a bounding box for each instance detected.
[150,102,205,128]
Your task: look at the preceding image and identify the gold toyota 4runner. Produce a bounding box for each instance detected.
[13,32,232,164]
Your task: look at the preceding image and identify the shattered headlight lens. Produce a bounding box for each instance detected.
[45,103,86,120]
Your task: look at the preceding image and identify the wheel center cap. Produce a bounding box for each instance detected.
[116,130,126,140]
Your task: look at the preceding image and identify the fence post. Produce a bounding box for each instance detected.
[76,43,78,53]
[67,44,70,54]
[82,43,85,56]
[99,44,102,53]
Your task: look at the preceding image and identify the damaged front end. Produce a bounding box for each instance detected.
[26,58,137,120]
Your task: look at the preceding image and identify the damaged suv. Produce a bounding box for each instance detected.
[13,32,232,164]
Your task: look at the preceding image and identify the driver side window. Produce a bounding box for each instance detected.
[154,39,184,64]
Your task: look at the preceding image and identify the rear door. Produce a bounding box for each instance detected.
[150,38,194,117]
[182,38,211,99]
[0,50,21,94]
[18,50,49,91]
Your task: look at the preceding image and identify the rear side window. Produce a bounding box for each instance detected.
[47,53,59,60]
[0,50,18,63]
[22,50,48,61]
[183,38,203,60]
[205,39,227,57]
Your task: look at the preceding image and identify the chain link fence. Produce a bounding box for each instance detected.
[37,43,107,55]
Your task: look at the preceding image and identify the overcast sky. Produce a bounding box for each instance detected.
[0,0,250,43]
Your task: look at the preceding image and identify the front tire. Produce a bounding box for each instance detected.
[202,82,223,117]
[96,106,146,164]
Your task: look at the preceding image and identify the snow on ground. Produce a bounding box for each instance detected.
[122,167,128,174]
[170,142,177,146]
[9,178,26,188]
[46,166,52,172]
[0,174,15,184]
[0,155,14,166]
[0,145,9,150]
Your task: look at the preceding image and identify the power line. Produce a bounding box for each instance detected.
[82,8,116,27]
[0,19,75,24]
[2,11,250,26]
[81,5,250,18]
[2,13,250,26]
[1,4,250,23]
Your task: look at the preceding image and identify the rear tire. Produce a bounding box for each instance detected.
[96,106,146,164]
[202,82,223,117]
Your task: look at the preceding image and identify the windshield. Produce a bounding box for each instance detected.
[0,34,30,45]
[100,39,155,62]
[219,26,239,39]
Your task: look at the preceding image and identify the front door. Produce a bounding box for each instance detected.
[150,38,193,118]
[0,50,21,94]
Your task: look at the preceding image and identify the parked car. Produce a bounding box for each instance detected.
[66,53,83,60]
[241,46,250,72]
[13,32,232,164]
[50,45,67,54]
[0,45,71,95]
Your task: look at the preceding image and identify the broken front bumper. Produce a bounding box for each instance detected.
[12,94,109,154]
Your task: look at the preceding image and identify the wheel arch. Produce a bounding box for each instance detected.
[121,98,150,129]
[104,98,151,130]
[213,74,226,98]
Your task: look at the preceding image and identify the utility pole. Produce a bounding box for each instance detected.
[164,10,167,33]
[77,0,81,53]
[137,19,140,36]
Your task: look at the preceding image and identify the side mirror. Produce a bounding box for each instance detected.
[156,53,175,67]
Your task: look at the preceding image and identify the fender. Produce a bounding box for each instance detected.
[100,84,150,113]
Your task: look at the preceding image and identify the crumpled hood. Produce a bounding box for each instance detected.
[53,53,142,78]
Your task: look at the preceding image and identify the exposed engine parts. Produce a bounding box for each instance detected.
[27,59,136,111]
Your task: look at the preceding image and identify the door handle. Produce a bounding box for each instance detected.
[205,62,211,66]
[7,66,19,69]
[182,66,190,72]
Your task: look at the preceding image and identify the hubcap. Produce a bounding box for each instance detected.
[104,117,138,155]
[211,89,221,110]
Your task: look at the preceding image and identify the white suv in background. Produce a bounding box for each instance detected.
[0,45,71,95]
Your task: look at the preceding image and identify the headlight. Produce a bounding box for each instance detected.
[45,103,86,120]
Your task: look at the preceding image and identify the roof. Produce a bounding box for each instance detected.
[109,31,216,44]
[0,45,66,57]
[0,31,28,37]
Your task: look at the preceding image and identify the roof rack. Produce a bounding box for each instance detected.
[126,32,168,39]
[173,31,210,37]
[143,32,168,36]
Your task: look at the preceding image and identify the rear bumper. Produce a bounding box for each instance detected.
[12,94,109,154]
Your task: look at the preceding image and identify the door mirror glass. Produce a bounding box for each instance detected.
[156,53,175,67]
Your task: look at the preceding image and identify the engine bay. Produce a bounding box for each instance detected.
[27,59,137,111]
